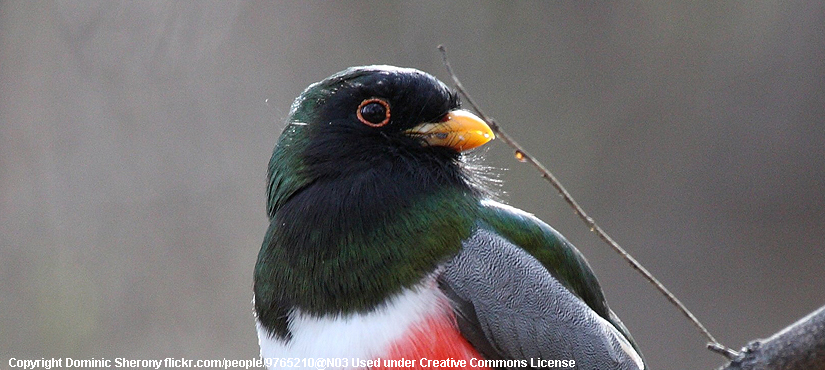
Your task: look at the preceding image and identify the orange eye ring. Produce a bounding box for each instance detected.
[356,98,391,127]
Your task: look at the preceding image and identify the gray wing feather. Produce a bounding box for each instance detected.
[439,228,644,370]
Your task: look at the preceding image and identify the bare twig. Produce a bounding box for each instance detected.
[438,45,738,360]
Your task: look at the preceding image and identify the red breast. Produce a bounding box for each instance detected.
[370,310,490,370]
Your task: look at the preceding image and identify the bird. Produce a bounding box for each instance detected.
[254,65,646,370]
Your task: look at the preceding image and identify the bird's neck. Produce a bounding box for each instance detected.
[255,158,481,319]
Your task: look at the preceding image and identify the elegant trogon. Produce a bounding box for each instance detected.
[254,65,646,370]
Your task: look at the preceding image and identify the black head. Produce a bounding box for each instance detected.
[267,65,493,216]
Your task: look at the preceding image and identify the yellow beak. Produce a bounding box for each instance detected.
[405,109,495,152]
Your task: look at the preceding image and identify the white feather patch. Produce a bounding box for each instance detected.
[256,281,447,369]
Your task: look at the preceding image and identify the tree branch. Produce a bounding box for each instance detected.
[719,305,825,370]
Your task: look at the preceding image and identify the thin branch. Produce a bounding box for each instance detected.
[438,45,738,359]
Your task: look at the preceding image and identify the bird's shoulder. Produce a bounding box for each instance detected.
[473,199,610,316]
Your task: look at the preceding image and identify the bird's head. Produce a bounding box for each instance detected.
[267,65,494,217]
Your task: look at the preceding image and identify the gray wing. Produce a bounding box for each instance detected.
[438,228,645,370]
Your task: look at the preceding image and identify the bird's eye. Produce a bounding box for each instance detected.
[357,98,390,127]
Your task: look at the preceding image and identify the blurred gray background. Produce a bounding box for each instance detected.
[2,1,824,369]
